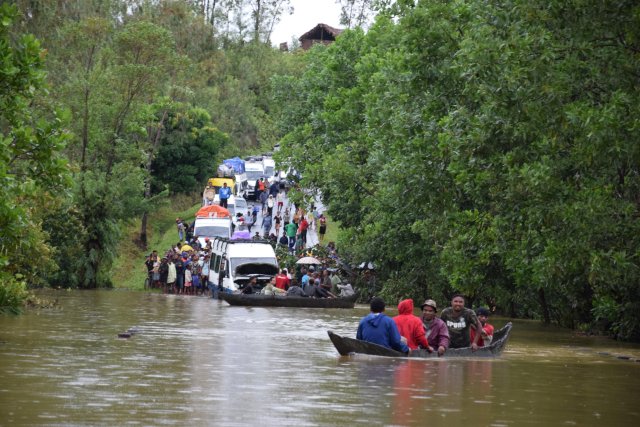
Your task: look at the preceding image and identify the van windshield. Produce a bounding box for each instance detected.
[246,170,263,180]
[230,257,278,273]
[194,226,230,238]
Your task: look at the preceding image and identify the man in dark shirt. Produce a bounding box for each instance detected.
[241,277,258,294]
[439,294,482,350]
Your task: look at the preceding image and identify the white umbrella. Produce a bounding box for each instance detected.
[357,261,376,270]
[296,256,322,265]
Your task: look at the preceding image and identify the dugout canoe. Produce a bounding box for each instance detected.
[219,292,358,308]
[328,322,512,358]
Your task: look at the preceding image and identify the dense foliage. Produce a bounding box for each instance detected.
[272,0,640,340]
[3,0,639,341]
[0,4,69,311]
[2,0,301,295]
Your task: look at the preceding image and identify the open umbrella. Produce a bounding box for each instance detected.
[296,256,322,265]
[357,261,376,270]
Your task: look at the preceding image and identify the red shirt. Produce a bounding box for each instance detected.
[471,323,495,346]
[275,274,290,290]
[299,218,309,232]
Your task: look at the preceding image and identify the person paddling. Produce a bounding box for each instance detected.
[420,299,449,356]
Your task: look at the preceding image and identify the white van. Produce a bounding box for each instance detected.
[234,172,248,198]
[262,157,276,183]
[210,195,248,229]
[245,161,265,200]
[193,216,232,248]
[208,237,279,292]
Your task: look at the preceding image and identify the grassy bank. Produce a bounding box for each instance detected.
[321,214,340,246]
[112,195,200,290]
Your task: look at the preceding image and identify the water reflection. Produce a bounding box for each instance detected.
[0,291,639,426]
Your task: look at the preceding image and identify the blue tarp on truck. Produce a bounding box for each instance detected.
[223,157,245,175]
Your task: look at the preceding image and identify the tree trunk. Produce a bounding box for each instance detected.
[139,211,148,249]
[139,110,168,249]
[253,0,261,43]
[538,287,551,324]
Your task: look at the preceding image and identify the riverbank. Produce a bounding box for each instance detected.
[111,195,201,290]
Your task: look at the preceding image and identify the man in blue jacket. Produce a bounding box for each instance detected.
[357,297,410,354]
[218,182,232,208]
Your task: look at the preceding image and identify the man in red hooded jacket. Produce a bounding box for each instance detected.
[393,299,429,351]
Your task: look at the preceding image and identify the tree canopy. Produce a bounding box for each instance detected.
[272,0,640,340]
[3,0,640,341]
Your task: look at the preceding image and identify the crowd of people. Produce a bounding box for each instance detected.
[357,294,494,355]
[239,266,355,299]
[144,235,216,296]
[237,179,329,251]
[144,181,343,297]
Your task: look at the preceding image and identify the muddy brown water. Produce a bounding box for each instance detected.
[0,290,639,426]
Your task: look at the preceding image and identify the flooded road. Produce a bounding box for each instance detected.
[1,290,639,426]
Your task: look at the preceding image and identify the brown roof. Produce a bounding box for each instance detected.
[298,23,343,41]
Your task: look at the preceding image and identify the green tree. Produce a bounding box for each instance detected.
[150,106,229,194]
[49,18,178,288]
[273,0,640,340]
[0,4,70,310]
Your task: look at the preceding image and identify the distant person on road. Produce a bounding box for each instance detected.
[260,190,268,215]
[471,307,494,346]
[218,182,231,208]
[278,233,289,248]
[276,191,285,213]
[244,209,254,232]
[357,297,410,354]
[421,299,449,356]
[257,178,266,200]
[298,216,309,246]
[393,299,429,351]
[440,294,482,350]
[285,220,297,253]
[269,181,279,197]
[262,214,272,237]
[318,214,327,243]
[267,194,275,216]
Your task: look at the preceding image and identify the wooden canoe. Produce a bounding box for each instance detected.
[328,322,512,358]
[219,292,358,308]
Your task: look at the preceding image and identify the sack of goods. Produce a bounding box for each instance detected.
[204,188,215,201]
[217,164,235,178]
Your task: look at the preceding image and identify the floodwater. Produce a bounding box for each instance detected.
[0,291,639,426]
